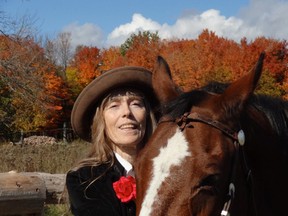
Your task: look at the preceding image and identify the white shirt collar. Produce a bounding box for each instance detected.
[114,152,134,177]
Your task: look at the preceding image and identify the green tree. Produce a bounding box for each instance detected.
[120,31,160,56]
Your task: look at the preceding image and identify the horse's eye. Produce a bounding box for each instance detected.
[200,174,220,187]
[198,174,220,195]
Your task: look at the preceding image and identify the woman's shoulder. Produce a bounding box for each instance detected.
[67,164,111,181]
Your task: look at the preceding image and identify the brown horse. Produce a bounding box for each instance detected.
[135,53,288,216]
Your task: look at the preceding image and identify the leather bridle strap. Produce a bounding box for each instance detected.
[184,112,238,140]
[159,112,239,141]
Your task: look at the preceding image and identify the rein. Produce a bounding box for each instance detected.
[158,112,255,216]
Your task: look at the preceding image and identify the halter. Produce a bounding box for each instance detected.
[158,111,255,216]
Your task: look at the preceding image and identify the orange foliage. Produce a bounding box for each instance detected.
[121,31,162,70]
[71,46,101,85]
[0,35,70,131]
[2,30,286,133]
[158,30,287,97]
[100,47,124,71]
[42,69,70,127]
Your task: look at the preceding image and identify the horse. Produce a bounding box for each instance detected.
[135,53,288,216]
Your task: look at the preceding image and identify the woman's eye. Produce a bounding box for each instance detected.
[107,103,119,109]
[132,102,140,106]
[131,100,144,107]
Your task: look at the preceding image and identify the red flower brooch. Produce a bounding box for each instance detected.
[113,176,136,203]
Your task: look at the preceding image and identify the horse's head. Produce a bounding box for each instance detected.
[136,53,265,216]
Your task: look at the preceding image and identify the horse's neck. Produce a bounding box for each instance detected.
[244,123,288,215]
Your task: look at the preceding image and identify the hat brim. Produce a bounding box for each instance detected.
[71,66,158,142]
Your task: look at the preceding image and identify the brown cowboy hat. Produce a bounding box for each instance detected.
[71,66,158,142]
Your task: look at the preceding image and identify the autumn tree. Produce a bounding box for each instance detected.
[0,14,70,137]
[0,36,47,129]
[120,31,162,70]
[67,45,102,98]
[159,30,287,98]
[160,39,200,90]
[159,31,239,90]
[241,37,288,97]
[0,79,14,137]
[100,46,124,70]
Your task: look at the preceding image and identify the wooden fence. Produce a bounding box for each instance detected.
[0,172,66,215]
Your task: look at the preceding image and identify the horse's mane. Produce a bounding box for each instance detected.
[161,81,288,142]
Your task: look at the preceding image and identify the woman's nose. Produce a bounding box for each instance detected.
[122,103,132,116]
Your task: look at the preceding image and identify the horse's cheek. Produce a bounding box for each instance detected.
[189,194,221,216]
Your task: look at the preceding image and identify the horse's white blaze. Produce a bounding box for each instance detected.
[139,128,191,216]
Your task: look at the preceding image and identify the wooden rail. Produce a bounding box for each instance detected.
[0,172,66,215]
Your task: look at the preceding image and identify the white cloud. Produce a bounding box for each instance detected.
[157,9,249,41]
[62,22,104,50]
[106,13,162,46]
[105,9,257,46]
[239,0,288,40]
[63,0,288,48]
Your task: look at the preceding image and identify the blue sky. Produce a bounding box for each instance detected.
[1,0,287,49]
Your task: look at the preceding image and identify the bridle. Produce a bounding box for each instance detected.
[158,111,256,216]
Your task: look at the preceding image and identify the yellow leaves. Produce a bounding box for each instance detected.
[12,98,46,131]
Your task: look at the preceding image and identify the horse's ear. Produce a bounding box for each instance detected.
[220,52,265,112]
[152,56,182,103]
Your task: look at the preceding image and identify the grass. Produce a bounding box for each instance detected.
[43,204,72,216]
[0,139,90,215]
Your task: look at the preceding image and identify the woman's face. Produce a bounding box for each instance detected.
[103,89,147,148]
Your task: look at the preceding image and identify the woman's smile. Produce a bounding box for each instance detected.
[119,123,137,129]
[103,91,147,147]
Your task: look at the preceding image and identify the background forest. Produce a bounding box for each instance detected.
[0,15,287,141]
[0,9,287,216]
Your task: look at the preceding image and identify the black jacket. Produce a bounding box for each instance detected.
[66,159,136,216]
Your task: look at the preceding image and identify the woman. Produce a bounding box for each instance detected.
[66,66,158,216]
